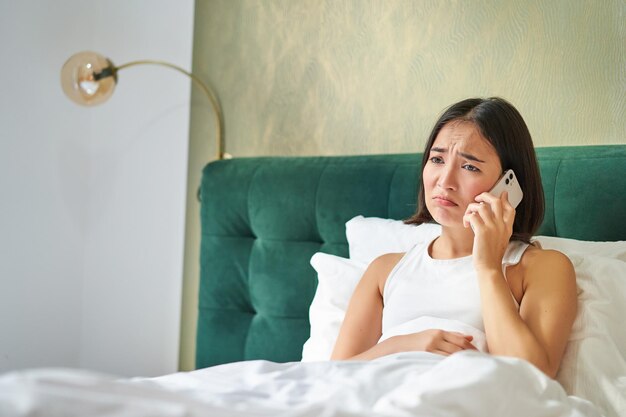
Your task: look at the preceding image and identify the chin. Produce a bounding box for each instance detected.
[429,209,459,228]
[432,204,472,226]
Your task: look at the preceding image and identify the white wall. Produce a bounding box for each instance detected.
[0,0,195,377]
[0,0,88,371]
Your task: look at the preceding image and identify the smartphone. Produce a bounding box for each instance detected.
[489,169,523,208]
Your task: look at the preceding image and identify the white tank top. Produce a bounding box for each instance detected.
[379,238,530,352]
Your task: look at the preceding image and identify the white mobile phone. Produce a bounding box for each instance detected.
[489,169,523,208]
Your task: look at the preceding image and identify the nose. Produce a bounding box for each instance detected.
[437,165,457,190]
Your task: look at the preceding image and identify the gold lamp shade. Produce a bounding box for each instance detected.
[60,50,227,160]
[61,51,118,106]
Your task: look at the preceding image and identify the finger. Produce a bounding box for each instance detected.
[492,191,509,220]
[438,340,466,355]
[461,340,478,350]
[500,191,516,226]
[475,201,495,226]
[451,332,474,341]
[500,191,509,206]
[463,211,473,229]
[466,201,484,213]
[464,210,484,232]
[493,192,506,220]
[474,197,504,227]
[444,332,475,348]
[447,339,478,352]
[484,189,512,212]
[445,337,478,352]
[475,191,500,205]
[463,203,482,228]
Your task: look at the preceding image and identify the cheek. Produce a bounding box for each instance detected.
[466,183,487,197]
[462,181,495,204]
[421,170,437,198]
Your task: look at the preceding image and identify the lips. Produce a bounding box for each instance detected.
[433,195,458,206]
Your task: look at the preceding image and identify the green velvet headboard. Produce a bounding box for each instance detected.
[196,145,626,368]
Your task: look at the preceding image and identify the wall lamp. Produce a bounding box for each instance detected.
[60,51,229,160]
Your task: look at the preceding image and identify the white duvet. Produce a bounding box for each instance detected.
[0,351,603,417]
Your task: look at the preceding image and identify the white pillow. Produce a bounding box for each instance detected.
[535,235,626,262]
[301,253,367,362]
[346,215,441,264]
[555,254,626,417]
[345,216,626,263]
[536,232,626,417]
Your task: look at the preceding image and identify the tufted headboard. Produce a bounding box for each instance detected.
[196,145,626,368]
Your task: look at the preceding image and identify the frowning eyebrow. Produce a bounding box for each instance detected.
[430,147,486,163]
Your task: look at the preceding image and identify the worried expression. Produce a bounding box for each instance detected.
[422,121,503,227]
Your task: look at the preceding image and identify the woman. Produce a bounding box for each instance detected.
[331,97,577,378]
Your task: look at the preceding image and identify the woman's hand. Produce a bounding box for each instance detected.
[391,330,478,356]
[463,191,515,272]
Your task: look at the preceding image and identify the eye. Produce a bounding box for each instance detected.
[429,156,444,164]
[462,164,480,172]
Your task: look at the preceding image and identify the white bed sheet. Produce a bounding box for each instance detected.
[0,351,603,417]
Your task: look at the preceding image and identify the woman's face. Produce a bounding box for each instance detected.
[422,121,503,228]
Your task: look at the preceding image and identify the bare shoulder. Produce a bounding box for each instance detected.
[367,252,405,276]
[521,244,574,270]
[365,252,406,292]
[369,252,405,269]
[519,244,576,287]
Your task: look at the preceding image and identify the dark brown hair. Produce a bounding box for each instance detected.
[405,97,544,243]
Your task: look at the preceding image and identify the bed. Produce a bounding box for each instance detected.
[1,144,625,417]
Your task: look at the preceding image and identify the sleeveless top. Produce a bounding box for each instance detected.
[379,238,530,352]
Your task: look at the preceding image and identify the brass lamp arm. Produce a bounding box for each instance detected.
[115,60,225,161]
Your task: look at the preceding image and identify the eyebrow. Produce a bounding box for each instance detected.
[430,147,486,163]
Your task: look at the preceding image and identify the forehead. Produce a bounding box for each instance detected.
[432,121,496,156]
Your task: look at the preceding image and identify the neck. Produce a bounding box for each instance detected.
[429,226,475,259]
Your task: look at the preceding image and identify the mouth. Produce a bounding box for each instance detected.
[432,195,458,207]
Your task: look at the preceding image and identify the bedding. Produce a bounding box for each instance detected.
[0,352,604,417]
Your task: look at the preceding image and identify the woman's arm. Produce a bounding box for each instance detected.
[478,249,576,378]
[330,253,399,360]
[467,191,577,377]
[331,253,478,360]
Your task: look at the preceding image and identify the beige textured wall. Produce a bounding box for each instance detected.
[180,0,625,369]
[192,0,625,158]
